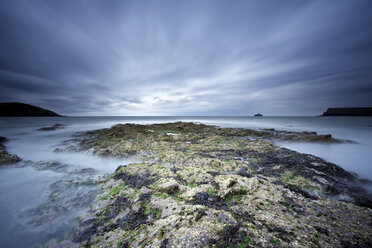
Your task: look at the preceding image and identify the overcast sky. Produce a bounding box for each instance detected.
[0,0,372,116]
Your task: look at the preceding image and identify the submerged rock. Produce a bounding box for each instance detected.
[32,160,98,175]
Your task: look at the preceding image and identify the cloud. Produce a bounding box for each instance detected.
[0,0,372,116]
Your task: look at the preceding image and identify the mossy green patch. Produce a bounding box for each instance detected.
[102,183,126,200]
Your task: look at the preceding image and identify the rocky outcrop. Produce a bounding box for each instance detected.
[56,123,353,155]
[322,107,372,116]
[38,123,66,131]
[0,102,62,117]
[54,122,372,248]
[0,136,20,165]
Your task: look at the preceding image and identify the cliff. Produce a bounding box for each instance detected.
[322,107,372,116]
[0,102,61,117]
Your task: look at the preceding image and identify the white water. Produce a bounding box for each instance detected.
[0,116,372,247]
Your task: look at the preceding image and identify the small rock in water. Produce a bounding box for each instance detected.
[38,123,66,131]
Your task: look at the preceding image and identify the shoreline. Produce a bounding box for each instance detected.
[1,122,371,247]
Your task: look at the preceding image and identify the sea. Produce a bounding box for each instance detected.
[0,116,372,247]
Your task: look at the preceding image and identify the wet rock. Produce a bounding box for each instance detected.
[33,160,68,171]
[114,171,154,189]
[75,224,100,243]
[116,211,149,230]
[32,160,98,175]
[0,137,20,165]
[238,167,252,177]
[106,196,130,219]
[212,224,250,247]
[314,226,329,236]
[173,227,216,247]
[195,210,206,222]
[38,123,66,131]
[190,192,228,210]
[285,184,318,200]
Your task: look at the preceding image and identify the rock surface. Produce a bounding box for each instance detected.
[54,122,371,247]
[38,123,66,131]
[0,136,20,165]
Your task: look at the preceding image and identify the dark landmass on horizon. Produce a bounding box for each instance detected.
[0,102,62,117]
[322,108,372,116]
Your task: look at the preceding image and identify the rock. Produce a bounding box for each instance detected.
[181,184,214,201]
[0,137,20,165]
[54,122,372,248]
[195,210,206,221]
[254,113,263,116]
[215,175,259,197]
[238,167,251,177]
[157,178,179,193]
[38,123,66,131]
[31,160,98,175]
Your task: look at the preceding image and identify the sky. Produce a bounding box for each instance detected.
[0,0,372,116]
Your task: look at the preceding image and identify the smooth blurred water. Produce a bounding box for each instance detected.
[0,167,58,247]
[0,116,372,247]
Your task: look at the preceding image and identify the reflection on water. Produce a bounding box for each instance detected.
[0,116,371,247]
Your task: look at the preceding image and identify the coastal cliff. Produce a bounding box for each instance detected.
[0,102,61,117]
[322,108,372,116]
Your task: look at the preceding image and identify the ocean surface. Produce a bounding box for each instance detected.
[1,116,372,247]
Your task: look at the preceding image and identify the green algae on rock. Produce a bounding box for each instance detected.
[56,122,371,248]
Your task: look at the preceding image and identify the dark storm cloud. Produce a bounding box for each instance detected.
[0,0,371,115]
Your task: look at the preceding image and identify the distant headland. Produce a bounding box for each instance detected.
[321,107,372,116]
[0,102,62,117]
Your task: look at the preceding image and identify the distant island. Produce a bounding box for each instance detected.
[254,113,263,116]
[0,102,62,117]
[321,107,372,116]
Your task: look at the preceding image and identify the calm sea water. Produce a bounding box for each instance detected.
[0,116,372,247]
